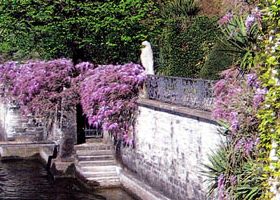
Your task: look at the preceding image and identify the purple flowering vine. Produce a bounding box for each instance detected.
[235,137,259,156]
[253,88,267,108]
[80,63,146,143]
[218,12,233,25]
[245,15,256,32]
[245,7,262,33]
[0,59,145,145]
[246,73,259,87]
[218,174,227,200]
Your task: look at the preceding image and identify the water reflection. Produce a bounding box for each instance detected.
[0,160,135,200]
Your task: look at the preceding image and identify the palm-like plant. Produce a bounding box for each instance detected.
[162,0,199,19]
[203,142,264,200]
[220,15,261,72]
[202,143,229,197]
[234,161,264,200]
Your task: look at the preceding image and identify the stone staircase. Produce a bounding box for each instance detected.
[74,142,120,188]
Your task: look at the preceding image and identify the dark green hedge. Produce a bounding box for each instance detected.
[199,41,238,80]
[0,0,160,64]
[156,16,219,78]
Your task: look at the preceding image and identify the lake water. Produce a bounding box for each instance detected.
[0,159,136,200]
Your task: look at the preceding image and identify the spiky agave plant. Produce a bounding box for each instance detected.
[162,0,200,19]
[202,143,229,197]
[234,161,264,200]
[219,10,261,72]
[202,141,265,200]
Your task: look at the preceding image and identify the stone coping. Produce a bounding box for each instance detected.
[137,98,218,125]
[0,141,56,146]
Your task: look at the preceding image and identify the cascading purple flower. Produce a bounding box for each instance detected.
[253,88,267,108]
[246,73,259,88]
[218,12,233,25]
[252,7,262,22]
[218,174,227,200]
[235,137,259,156]
[229,111,239,133]
[244,139,255,156]
[0,59,95,118]
[75,62,95,74]
[245,15,256,32]
[245,7,262,33]
[0,59,145,145]
[80,63,146,142]
[230,175,237,186]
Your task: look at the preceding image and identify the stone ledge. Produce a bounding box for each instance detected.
[137,98,218,125]
[120,169,171,200]
[0,141,56,146]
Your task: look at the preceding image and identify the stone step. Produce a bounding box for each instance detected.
[87,177,120,187]
[79,165,117,172]
[83,171,118,178]
[87,176,120,182]
[76,149,114,156]
[77,155,114,161]
[74,144,114,151]
[77,160,116,166]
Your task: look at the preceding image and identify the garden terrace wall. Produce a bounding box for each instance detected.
[0,97,77,161]
[120,98,221,200]
[0,100,45,142]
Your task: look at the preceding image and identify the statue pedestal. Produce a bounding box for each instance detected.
[139,86,148,99]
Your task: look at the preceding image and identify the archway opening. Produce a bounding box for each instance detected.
[76,104,103,144]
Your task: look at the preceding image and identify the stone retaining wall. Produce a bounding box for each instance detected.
[120,99,222,200]
[0,101,44,142]
[0,142,56,160]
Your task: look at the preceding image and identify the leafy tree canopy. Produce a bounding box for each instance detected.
[0,0,160,64]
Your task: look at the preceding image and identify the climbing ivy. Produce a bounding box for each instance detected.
[256,1,280,199]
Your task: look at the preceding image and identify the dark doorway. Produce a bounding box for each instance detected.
[76,104,103,144]
[76,104,86,144]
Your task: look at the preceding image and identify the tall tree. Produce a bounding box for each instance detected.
[0,0,160,64]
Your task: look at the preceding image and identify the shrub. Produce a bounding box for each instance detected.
[0,59,77,117]
[0,0,160,64]
[204,67,266,199]
[156,16,219,78]
[80,63,146,144]
[161,0,200,18]
[199,41,238,80]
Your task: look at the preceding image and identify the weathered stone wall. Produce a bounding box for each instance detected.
[0,101,44,142]
[0,99,77,152]
[58,108,77,161]
[120,99,222,200]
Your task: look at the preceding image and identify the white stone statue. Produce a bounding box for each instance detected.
[140,41,154,75]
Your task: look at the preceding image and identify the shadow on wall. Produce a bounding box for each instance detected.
[0,124,6,141]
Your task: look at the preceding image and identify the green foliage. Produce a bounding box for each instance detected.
[0,0,160,63]
[234,161,264,200]
[161,0,199,18]
[255,1,280,199]
[203,1,280,199]
[202,143,228,196]
[203,141,265,200]
[157,16,219,78]
[199,41,238,80]
[220,14,261,72]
